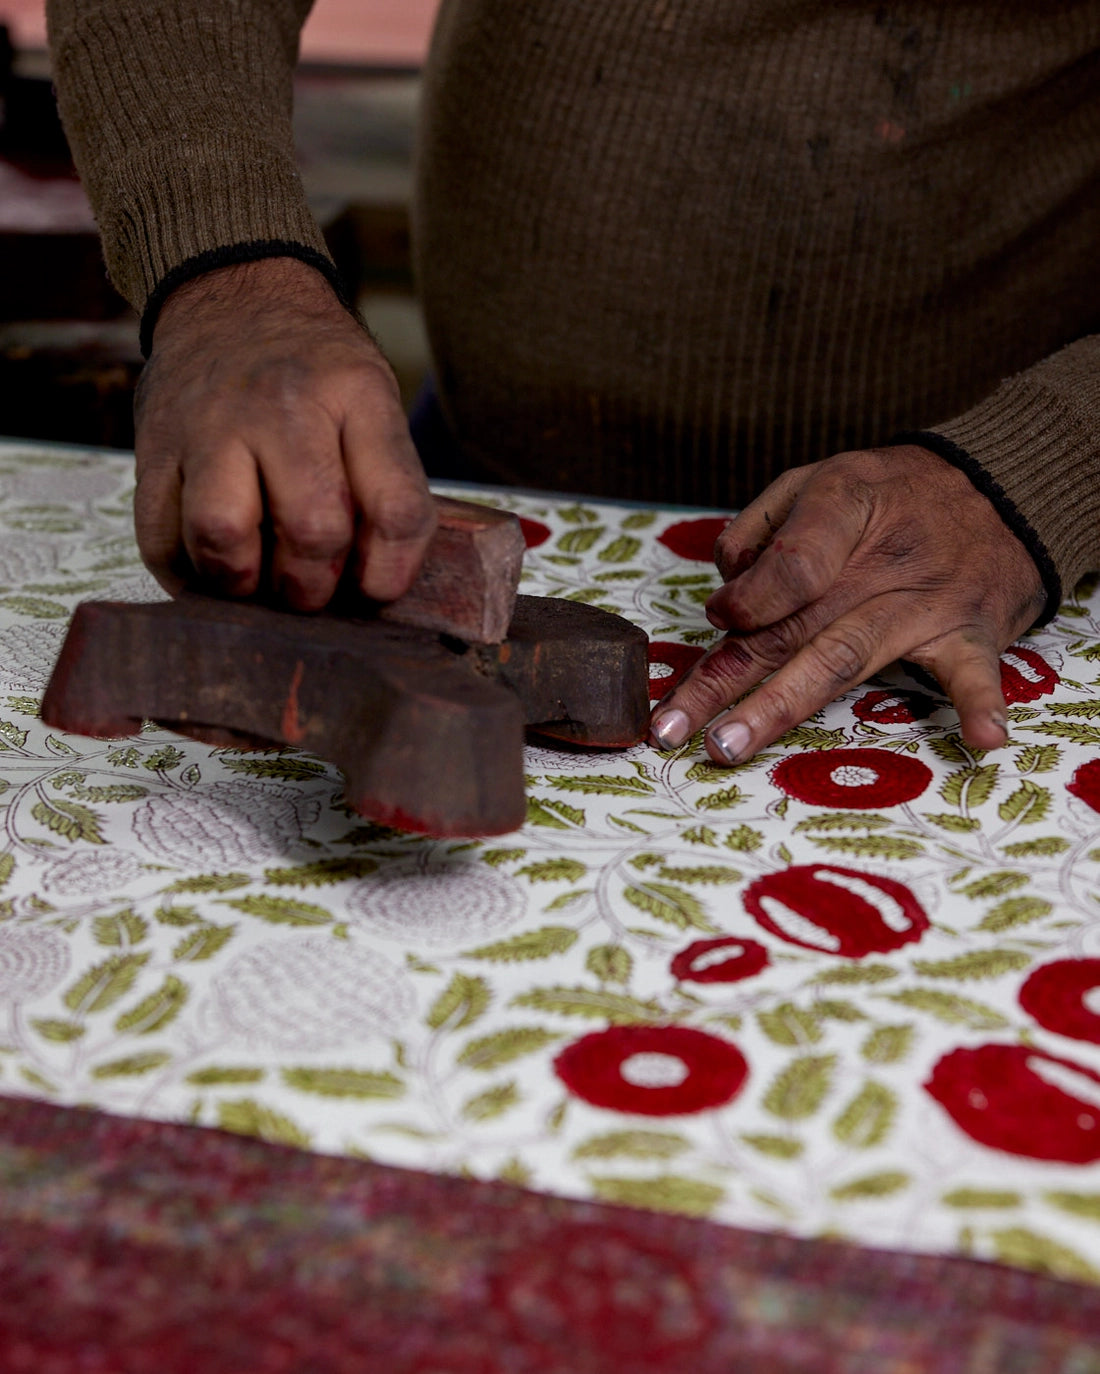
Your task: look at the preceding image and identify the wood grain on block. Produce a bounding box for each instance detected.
[380,496,525,643]
[40,590,650,836]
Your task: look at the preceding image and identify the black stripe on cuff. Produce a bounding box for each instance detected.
[139,240,354,357]
[886,429,1062,627]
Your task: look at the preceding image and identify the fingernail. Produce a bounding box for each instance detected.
[710,718,752,763]
[650,709,691,749]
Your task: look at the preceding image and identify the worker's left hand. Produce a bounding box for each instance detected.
[649,444,1047,764]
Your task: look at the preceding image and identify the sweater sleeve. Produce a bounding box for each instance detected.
[895,333,1100,624]
[46,0,342,350]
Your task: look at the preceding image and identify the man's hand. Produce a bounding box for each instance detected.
[134,257,436,611]
[649,445,1047,763]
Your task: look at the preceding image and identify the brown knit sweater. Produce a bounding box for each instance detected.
[47,0,1100,615]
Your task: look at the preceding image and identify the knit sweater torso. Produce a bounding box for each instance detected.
[46,0,1100,599]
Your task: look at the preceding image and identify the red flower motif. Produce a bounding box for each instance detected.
[554,1025,748,1116]
[671,937,769,984]
[771,748,931,809]
[656,517,730,562]
[1019,959,1100,1045]
[999,645,1059,704]
[648,641,706,701]
[518,517,551,549]
[852,689,937,725]
[1068,758,1100,814]
[742,864,929,958]
[925,1044,1100,1163]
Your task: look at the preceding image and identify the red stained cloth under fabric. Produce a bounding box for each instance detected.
[1,1096,1100,1371]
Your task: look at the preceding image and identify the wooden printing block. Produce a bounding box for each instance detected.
[40,501,650,836]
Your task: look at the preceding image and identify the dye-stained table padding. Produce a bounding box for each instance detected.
[3,439,1100,1292]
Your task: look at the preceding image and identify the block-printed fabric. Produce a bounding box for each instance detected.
[2,440,1100,1284]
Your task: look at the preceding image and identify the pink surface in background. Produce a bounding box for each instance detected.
[0,0,439,63]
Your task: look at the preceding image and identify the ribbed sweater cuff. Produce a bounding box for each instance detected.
[98,133,334,323]
[888,423,1063,626]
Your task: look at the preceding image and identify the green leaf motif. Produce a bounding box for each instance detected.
[463,926,578,963]
[572,1130,691,1161]
[588,1174,724,1218]
[656,864,741,885]
[456,1027,563,1072]
[281,1067,405,1099]
[861,1024,914,1064]
[586,944,634,985]
[1024,721,1100,746]
[757,1003,823,1047]
[516,858,587,883]
[777,726,847,751]
[0,720,29,749]
[989,1227,1100,1284]
[31,1018,85,1043]
[114,975,188,1035]
[682,826,719,846]
[955,870,1028,900]
[164,872,250,894]
[155,904,201,928]
[813,963,898,986]
[557,526,605,554]
[1001,836,1071,858]
[1015,744,1062,773]
[217,1098,311,1149]
[997,781,1052,825]
[462,1079,520,1122]
[172,923,235,962]
[879,989,1009,1030]
[1048,700,1100,719]
[695,786,745,811]
[90,1051,172,1079]
[942,1188,1022,1209]
[31,798,105,845]
[927,735,971,763]
[940,764,998,809]
[93,909,149,947]
[621,510,657,531]
[762,1054,836,1121]
[1043,1192,1100,1222]
[686,761,736,786]
[830,1170,910,1201]
[815,999,868,1023]
[218,894,332,926]
[0,595,69,619]
[544,888,592,911]
[481,848,527,868]
[977,896,1054,933]
[224,756,330,781]
[922,813,981,833]
[725,825,764,852]
[623,882,716,932]
[511,985,664,1024]
[832,1082,897,1148]
[66,783,149,804]
[546,773,654,797]
[427,973,491,1031]
[807,834,923,861]
[910,949,1032,981]
[794,812,892,832]
[740,1133,804,1159]
[0,853,15,891]
[526,797,583,829]
[142,746,187,772]
[186,1066,265,1085]
[598,535,643,563]
[64,952,151,1015]
[263,857,378,887]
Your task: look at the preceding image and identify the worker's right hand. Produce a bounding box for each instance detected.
[133,256,436,611]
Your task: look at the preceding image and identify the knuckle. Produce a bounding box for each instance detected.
[750,614,807,666]
[369,487,436,544]
[277,507,353,559]
[770,542,826,603]
[675,637,758,718]
[811,626,873,688]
